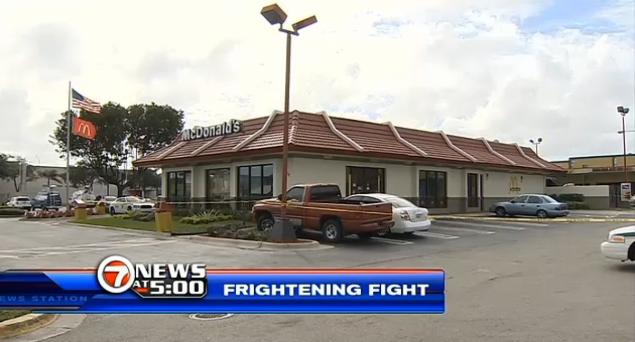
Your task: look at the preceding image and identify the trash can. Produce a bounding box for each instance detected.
[75,207,87,220]
[95,205,106,215]
[155,210,173,233]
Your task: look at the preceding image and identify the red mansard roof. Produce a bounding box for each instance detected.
[134,111,564,173]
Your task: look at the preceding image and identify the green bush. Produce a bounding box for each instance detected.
[550,193,585,203]
[179,210,234,225]
[566,202,590,210]
[0,208,26,216]
[123,211,154,222]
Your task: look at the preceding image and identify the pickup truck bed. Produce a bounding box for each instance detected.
[252,184,394,242]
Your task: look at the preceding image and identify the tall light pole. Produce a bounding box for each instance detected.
[618,106,630,183]
[529,137,542,156]
[261,4,317,242]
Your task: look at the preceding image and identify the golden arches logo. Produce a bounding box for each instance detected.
[77,121,93,136]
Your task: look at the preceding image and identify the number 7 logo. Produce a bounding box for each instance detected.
[97,255,136,294]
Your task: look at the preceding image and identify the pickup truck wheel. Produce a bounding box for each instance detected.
[322,219,343,243]
[257,215,275,231]
[110,207,116,215]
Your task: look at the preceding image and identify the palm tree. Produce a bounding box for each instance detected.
[36,169,65,187]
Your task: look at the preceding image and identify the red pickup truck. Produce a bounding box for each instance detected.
[252,184,394,242]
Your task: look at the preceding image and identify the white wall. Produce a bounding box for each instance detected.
[545,185,609,197]
[0,177,118,204]
[481,171,546,197]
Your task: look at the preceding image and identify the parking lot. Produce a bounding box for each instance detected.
[1,217,633,342]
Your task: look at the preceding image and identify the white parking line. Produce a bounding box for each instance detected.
[432,225,495,235]
[370,237,413,245]
[488,221,549,227]
[435,221,526,231]
[413,231,460,239]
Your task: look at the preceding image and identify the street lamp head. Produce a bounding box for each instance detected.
[617,106,630,115]
[292,15,317,32]
[538,137,542,143]
[261,3,287,26]
[529,139,535,144]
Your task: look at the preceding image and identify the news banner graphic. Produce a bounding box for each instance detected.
[0,255,445,314]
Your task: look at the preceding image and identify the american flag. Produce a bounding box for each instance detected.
[72,89,101,113]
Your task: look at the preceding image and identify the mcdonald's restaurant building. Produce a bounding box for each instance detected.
[133,111,564,214]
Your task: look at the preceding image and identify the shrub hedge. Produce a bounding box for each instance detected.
[0,208,26,216]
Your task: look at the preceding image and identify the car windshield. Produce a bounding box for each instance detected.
[384,196,416,208]
[16,197,29,201]
[541,196,558,203]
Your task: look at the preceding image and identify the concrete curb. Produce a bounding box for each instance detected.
[68,221,171,237]
[4,314,86,342]
[0,314,57,339]
[180,235,330,251]
[68,221,329,251]
[431,215,635,223]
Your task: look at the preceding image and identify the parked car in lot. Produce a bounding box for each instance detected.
[30,191,63,210]
[70,188,97,207]
[489,194,569,218]
[344,193,430,234]
[6,196,32,209]
[109,196,155,215]
[601,226,635,262]
[252,184,394,242]
[97,196,117,207]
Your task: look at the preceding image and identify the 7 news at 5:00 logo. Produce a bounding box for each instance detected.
[97,255,207,298]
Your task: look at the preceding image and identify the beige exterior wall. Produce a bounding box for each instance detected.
[481,171,545,197]
[162,158,282,199]
[160,155,547,213]
[288,156,546,199]
[288,157,417,197]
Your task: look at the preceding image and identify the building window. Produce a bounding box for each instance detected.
[467,173,479,207]
[167,170,191,202]
[237,164,273,199]
[206,168,230,200]
[419,170,447,208]
[346,166,385,196]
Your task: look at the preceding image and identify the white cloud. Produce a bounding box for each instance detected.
[0,0,632,165]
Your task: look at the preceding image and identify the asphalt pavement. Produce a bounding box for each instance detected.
[0,217,633,342]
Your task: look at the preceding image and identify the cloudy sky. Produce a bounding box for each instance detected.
[0,0,633,166]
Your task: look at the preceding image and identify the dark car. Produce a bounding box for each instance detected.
[30,191,63,210]
[489,194,569,218]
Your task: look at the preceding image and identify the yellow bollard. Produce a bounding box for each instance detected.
[75,207,87,221]
[155,211,173,233]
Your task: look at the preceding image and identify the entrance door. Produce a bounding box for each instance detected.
[467,173,479,208]
[479,174,485,211]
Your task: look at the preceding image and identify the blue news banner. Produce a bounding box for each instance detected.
[0,269,445,314]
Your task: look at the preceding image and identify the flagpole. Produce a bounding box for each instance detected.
[66,81,71,210]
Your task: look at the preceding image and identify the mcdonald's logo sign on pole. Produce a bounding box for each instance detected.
[72,117,97,140]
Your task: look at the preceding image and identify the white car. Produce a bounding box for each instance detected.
[601,226,635,262]
[97,196,117,207]
[109,196,155,215]
[345,193,431,234]
[6,196,31,209]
